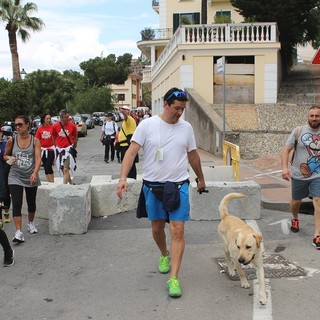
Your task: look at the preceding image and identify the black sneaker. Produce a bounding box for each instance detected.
[312,236,320,250]
[3,249,14,267]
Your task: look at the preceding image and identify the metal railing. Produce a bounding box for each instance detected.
[140,28,173,41]
[152,0,159,6]
[223,141,241,182]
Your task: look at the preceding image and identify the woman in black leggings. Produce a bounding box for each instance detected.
[4,115,41,243]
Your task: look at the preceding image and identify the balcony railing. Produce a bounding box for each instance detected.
[152,23,279,74]
[152,0,159,6]
[140,28,173,41]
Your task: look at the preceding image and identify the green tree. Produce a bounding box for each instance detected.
[26,69,74,116]
[0,0,45,80]
[142,84,151,109]
[80,53,132,87]
[231,0,320,73]
[71,87,113,114]
[0,78,31,122]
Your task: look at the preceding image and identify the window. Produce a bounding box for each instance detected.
[118,94,125,101]
[214,10,232,24]
[173,12,200,33]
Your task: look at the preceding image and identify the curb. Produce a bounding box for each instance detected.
[261,197,314,215]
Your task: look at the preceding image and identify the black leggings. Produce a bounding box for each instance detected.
[104,139,115,161]
[0,229,11,256]
[120,146,137,179]
[8,185,38,217]
[42,150,54,174]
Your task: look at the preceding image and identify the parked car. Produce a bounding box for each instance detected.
[92,112,106,125]
[73,115,87,137]
[51,116,60,124]
[81,113,95,129]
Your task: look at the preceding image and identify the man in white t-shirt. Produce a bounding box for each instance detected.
[117,87,206,297]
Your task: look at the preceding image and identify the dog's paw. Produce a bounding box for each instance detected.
[227,268,236,277]
[240,281,250,289]
[259,294,267,305]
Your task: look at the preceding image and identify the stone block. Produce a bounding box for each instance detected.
[21,178,64,220]
[189,166,235,182]
[190,180,261,221]
[49,184,91,235]
[90,176,141,217]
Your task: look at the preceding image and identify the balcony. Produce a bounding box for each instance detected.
[152,0,159,13]
[140,28,173,41]
[152,23,279,75]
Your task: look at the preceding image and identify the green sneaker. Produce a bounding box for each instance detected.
[158,253,170,274]
[167,276,182,297]
[4,212,11,223]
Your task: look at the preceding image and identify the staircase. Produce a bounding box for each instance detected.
[277,64,320,105]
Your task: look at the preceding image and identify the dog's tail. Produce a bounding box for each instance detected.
[219,193,247,219]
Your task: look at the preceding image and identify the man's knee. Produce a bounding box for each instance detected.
[170,222,185,240]
[313,197,320,209]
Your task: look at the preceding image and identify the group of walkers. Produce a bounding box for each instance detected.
[0,109,78,266]
[100,105,139,179]
[1,88,319,303]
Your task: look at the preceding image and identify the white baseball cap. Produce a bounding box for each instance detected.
[120,105,130,111]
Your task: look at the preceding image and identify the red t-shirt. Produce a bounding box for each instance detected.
[35,125,54,149]
[52,121,78,148]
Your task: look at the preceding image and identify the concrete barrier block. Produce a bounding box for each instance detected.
[21,178,64,220]
[49,184,91,235]
[189,166,235,182]
[91,177,142,217]
[190,180,261,221]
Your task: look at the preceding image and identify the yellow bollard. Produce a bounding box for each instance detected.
[223,141,240,181]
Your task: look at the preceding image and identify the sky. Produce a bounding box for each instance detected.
[0,0,159,80]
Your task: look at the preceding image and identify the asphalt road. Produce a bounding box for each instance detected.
[2,125,320,320]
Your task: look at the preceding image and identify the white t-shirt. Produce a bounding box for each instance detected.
[132,115,197,182]
[102,121,118,137]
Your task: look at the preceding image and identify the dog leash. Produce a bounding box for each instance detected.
[195,178,209,194]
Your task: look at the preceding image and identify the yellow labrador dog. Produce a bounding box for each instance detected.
[218,193,267,305]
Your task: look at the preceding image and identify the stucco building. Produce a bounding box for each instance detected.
[138,0,281,115]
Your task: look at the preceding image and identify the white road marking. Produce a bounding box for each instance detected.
[253,279,272,320]
[269,219,290,235]
[246,220,272,320]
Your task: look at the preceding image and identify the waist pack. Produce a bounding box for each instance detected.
[143,180,189,212]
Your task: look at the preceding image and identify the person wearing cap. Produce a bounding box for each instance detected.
[100,113,118,163]
[117,87,206,298]
[52,109,78,184]
[118,105,137,179]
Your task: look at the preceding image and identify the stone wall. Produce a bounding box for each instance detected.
[186,89,312,159]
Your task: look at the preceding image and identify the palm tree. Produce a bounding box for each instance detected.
[0,0,44,80]
[201,0,207,24]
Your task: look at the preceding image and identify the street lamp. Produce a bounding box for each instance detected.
[20,68,27,80]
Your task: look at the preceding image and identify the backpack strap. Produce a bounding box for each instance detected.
[290,125,303,164]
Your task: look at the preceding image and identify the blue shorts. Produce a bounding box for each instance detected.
[143,182,190,222]
[291,177,320,200]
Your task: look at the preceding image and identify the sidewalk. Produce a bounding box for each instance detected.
[197,149,313,213]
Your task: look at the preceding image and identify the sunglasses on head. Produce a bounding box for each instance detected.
[15,123,25,127]
[165,91,188,102]
[60,109,69,116]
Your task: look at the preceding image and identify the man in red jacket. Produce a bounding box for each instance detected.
[52,109,78,184]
